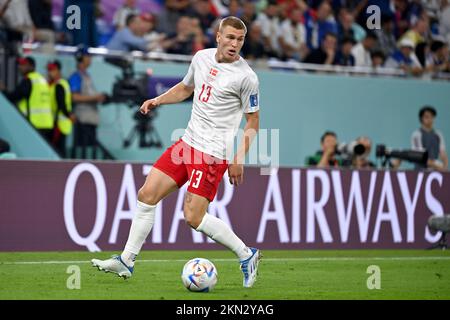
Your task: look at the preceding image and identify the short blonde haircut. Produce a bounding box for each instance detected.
[219,16,247,34]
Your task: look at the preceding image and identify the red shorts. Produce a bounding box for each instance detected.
[153,139,228,202]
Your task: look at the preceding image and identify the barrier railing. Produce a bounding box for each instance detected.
[21,42,450,80]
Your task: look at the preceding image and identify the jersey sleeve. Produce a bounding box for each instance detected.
[182,52,198,87]
[68,72,82,93]
[240,73,260,113]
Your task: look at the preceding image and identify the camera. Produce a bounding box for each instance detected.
[335,141,366,157]
[375,144,428,165]
[106,57,162,149]
[109,62,149,106]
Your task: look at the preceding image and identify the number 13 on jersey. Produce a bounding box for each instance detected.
[199,84,212,103]
[189,169,203,189]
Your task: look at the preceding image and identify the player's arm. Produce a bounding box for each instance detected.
[140,82,194,115]
[228,111,259,186]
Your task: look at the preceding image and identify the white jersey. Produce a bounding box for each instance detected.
[181,48,260,160]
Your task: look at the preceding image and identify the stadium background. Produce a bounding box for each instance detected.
[0,0,450,300]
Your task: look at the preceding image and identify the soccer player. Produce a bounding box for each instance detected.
[92,16,261,288]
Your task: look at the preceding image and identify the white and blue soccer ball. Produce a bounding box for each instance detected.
[181,258,218,292]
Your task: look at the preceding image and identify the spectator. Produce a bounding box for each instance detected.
[334,36,355,66]
[141,13,166,52]
[107,14,151,52]
[306,131,343,168]
[304,1,338,50]
[337,8,366,44]
[399,14,429,47]
[0,0,18,54]
[404,0,424,27]
[188,0,217,34]
[0,0,34,42]
[256,0,282,58]
[393,0,411,38]
[344,0,369,25]
[303,32,337,65]
[163,16,205,55]
[385,37,423,75]
[0,0,10,19]
[421,0,441,23]
[204,18,221,49]
[113,0,140,30]
[439,0,450,46]
[278,5,307,61]
[241,21,266,60]
[352,136,376,169]
[28,0,56,48]
[225,0,242,18]
[414,41,429,68]
[374,14,398,58]
[240,1,257,30]
[371,50,386,69]
[2,56,53,142]
[69,48,106,159]
[351,31,378,67]
[411,106,448,171]
[157,0,191,35]
[189,16,207,52]
[47,60,74,158]
[426,40,450,75]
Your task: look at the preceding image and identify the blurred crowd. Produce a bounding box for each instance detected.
[1,0,450,77]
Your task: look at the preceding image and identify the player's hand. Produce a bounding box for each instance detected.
[140,98,160,115]
[228,163,244,186]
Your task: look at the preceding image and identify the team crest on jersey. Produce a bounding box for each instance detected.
[209,68,218,76]
[207,68,218,82]
[250,93,258,108]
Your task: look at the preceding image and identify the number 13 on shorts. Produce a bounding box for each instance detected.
[189,169,203,189]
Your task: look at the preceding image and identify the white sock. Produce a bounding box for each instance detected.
[196,213,252,261]
[121,200,156,267]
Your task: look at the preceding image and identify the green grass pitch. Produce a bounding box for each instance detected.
[0,250,449,300]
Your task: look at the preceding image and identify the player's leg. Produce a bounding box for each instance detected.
[92,140,189,278]
[120,167,179,265]
[184,191,251,259]
[184,152,261,287]
[184,192,261,287]
[91,168,180,278]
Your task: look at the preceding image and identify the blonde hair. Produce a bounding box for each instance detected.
[219,16,247,34]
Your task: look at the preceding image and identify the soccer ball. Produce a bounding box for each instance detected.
[181,258,218,292]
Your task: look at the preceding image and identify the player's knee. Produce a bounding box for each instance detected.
[183,204,202,229]
[137,187,159,206]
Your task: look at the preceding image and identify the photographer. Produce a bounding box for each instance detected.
[351,136,375,169]
[69,48,107,159]
[411,106,448,171]
[306,131,343,168]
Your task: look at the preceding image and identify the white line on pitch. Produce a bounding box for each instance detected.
[1,256,450,265]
